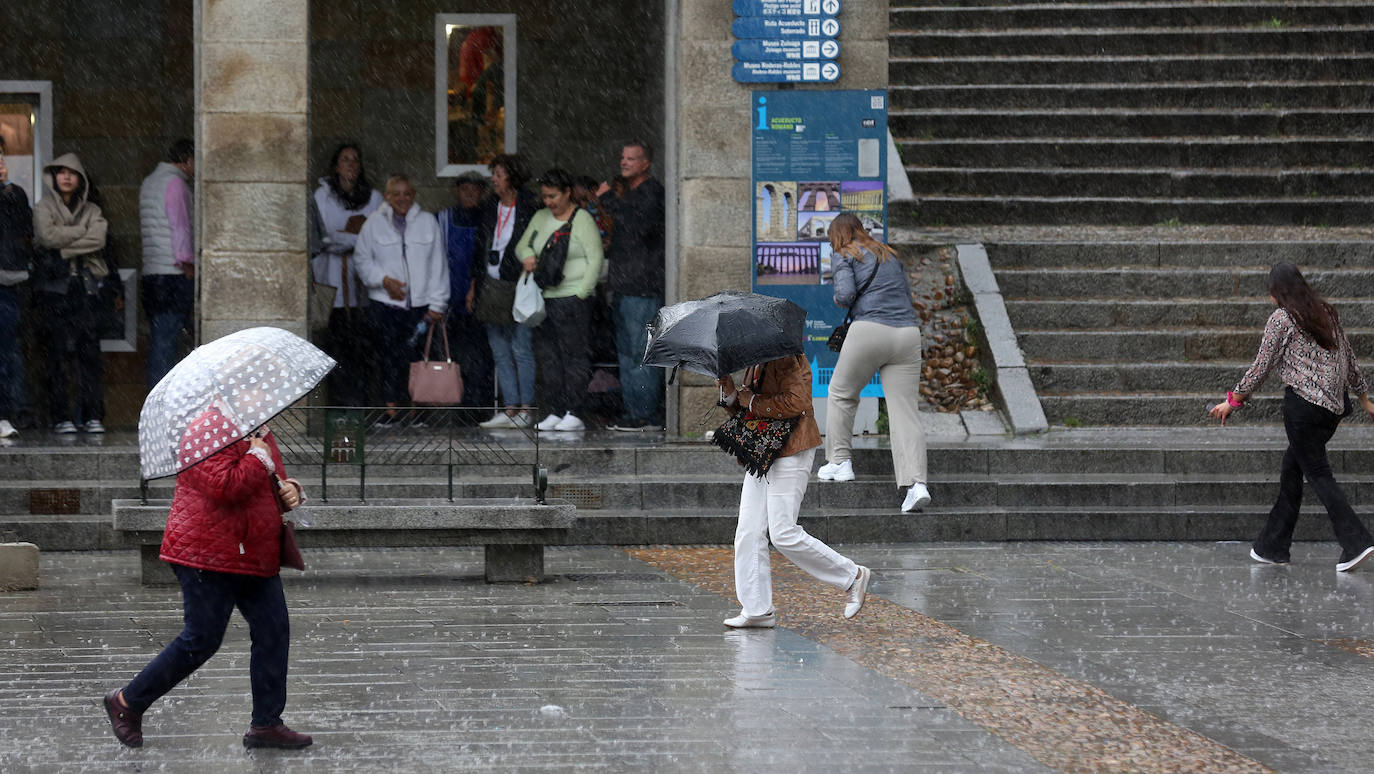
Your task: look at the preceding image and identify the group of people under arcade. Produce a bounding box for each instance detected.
[309,142,666,432]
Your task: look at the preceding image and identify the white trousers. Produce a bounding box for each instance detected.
[825,320,927,487]
[734,448,859,617]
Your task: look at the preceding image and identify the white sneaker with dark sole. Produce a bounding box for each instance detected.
[723,611,776,629]
[902,483,931,513]
[1337,546,1374,572]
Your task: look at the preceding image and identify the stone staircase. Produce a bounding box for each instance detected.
[888,0,1374,225]
[986,238,1374,425]
[8,432,1374,549]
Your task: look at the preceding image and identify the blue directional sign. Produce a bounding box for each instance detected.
[732,16,840,39]
[734,60,841,83]
[733,0,842,15]
[733,38,839,61]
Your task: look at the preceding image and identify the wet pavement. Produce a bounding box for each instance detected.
[3,542,1373,772]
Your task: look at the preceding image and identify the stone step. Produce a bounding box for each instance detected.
[1004,299,1374,329]
[891,109,1374,140]
[890,4,1372,32]
[891,27,1374,58]
[900,196,1372,226]
[891,54,1374,86]
[1035,392,1304,425]
[995,265,1374,299]
[986,241,1374,269]
[890,81,1374,111]
[894,137,1374,170]
[906,166,1374,199]
[1016,328,1374,362]
[1029,361,1256,392]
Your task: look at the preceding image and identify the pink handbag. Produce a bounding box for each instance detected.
[408,323,464,405]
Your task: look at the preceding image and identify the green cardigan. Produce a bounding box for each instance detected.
[513,208,604,300]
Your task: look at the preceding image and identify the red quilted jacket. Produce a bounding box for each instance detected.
[160,411,292,577]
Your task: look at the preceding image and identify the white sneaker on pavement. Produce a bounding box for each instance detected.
[723,611,776,629]
[479,412,517,429]
[553,413,586,432]
[0,419,15,438]
[1337,546,1374,572]
[53,421,77,434]
[902,483,931,513]
[535,413,563,432]
[843,566,871,619]
[817,459,854,481]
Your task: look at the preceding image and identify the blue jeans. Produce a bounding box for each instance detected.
[143,274,194,390]
[486,322,535,408]
[613,294,662,423]
[122,564,290,727]
[0,285,28,419]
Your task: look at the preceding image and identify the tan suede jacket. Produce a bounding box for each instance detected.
[732,354,822,459]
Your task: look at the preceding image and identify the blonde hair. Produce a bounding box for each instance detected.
[383,174,415,196]
[828,212,896,262]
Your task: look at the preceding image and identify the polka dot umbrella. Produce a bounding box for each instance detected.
[138,327,336,481]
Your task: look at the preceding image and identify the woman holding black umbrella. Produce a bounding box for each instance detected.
[1209,262,1374,571]
[717,354,871,627]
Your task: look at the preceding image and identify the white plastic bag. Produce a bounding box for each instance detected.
[512,271,546,327]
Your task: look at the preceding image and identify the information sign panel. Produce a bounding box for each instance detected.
[732,16,840,39]
[733,60,840,83]
[733,38,839,61]
[732,0,841,15]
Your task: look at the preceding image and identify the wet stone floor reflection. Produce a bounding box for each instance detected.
[2,543,1373,772]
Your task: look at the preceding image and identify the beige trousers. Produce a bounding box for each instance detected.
[824,320,926,487]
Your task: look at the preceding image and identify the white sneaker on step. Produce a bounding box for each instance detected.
[902,483,931,513]
[723,611,776,629]
[817,459,854,481]
[479,412,517,429]
[0,419,15,438]
[535,413,562,432]
[554,413,585,431]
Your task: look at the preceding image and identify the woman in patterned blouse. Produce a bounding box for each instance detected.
[1209,262,1374,571]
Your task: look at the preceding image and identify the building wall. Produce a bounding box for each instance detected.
[673,0,889,432]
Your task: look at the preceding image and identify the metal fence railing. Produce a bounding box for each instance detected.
[142,406,547,504]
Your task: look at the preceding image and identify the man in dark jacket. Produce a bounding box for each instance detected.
[597,141,665,431]
[438,171,495,417]
[0,137,32,437]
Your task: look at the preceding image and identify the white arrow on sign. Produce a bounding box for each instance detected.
[821,62,839,80]
[820,40,839,58]
[822,0,840,14]
[821,18,839,36]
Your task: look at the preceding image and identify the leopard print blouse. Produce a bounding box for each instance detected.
[1234,308,1368,414]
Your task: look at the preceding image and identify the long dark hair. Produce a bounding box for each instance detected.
[1269,262,1338,351]
[322,143,374,210]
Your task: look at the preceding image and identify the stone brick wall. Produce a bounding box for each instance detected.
[673,0,888,433]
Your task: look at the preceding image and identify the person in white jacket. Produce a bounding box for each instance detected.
[311,144,383,406]
[351,174,449,424]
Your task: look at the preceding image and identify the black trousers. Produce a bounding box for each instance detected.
[533,296,591,417]
[322,307,376,407]
[36,289,104,425]
[444,311,494,412]
[1254,388,1374,561]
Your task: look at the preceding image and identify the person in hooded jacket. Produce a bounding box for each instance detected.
[103,410,312,750]
[351,174,449,424]
[31,152,111,434]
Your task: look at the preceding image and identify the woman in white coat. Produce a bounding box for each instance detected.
[351,175,449,425]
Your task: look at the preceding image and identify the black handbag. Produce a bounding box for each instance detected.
[713,410,800,477]
[531,208,578,290]
[827,258,880,353]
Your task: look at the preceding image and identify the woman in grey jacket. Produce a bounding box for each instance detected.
[817,213,929,513]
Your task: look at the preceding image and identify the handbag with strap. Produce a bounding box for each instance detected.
[531,208,578,290]
[827,257,880,353]
[408,322,464,405]
[270,474,306,571]
[713,410,800,477]
[473,276,517,325]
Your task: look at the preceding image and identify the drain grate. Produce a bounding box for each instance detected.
[29,489,81,515]
[547,484,604,509]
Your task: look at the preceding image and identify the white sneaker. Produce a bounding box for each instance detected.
[843,566,871,619]
[535,413,562,432]
[818,459,854,481]
[723,611,776,629]
[479,412,517,429]
[0,420,16,438]
[514,411,533,427]
[902,483,931,513]
[52,421,77,434]
[83,420,106,434]
[553,413,585,432]
[1337,546,1374,572]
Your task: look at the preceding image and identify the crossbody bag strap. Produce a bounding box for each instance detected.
[839,258,880,327]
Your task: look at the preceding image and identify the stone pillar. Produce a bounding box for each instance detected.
[674,1,889,433]
[196,0,310,343]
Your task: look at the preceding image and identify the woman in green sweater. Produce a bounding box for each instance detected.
[516,168,605,432]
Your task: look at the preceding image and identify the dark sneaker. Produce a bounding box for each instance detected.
[103,689,143,748]
[243,722,313,749]
[1337,546,1374,573]
[1250,547,1289,565]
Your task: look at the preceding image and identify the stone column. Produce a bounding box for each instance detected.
[195,0,310,343]
[674,1,889,433]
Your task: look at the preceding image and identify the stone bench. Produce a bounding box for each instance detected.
[111,498,576,586]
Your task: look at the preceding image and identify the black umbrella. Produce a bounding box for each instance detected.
[641,291,807,378]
